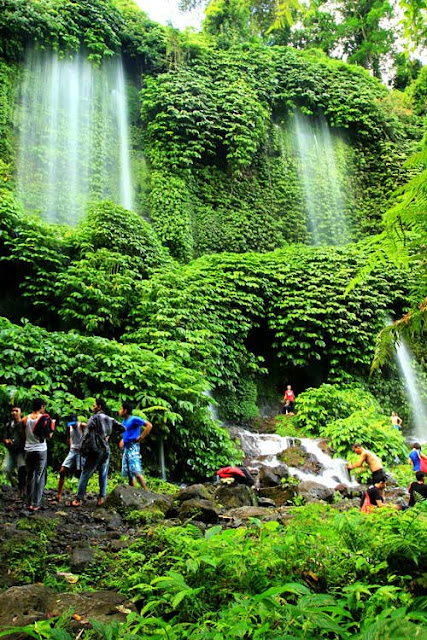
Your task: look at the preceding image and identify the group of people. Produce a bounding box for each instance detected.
[347,442,427,510]
[1,398,152,511]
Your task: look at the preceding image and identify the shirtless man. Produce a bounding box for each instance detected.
[390,411,402,430]
[347,443,385,484]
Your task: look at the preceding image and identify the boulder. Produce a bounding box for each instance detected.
[298,481,335,503]
[92,508,123,529]
[318,439,334,456]
[257,486,296,506]
[175,484,214,503]
[258,467,282,488]
[257,497,276,508]
[70,545,96,573]
[178,498,220,524]
[302,453,324,475]
[104,485,172,514]
[0,584,136,634]
[225,506,280,521]
[214,484,256,509]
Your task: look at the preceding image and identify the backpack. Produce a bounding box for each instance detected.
[32,413,55,442]
[80,416,108,458]
[217,466,254,487]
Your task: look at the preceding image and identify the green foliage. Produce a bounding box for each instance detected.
[410,66,427,116]
[74,201,170,269]
[216,376,259,423]
[124,246,409,421]
[138,40,418,257]
[55,250,144,336]
[0,317,239,479]
[295,383,383,433]
[324,408,407,470]
[0,0,168,68]
[294,382,407,469]
[1,517,55,585]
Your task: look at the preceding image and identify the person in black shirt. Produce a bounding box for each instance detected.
[408,471,427,507]
[2,406,26,496]
[366,477,387,507]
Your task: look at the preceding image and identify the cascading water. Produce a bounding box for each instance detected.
[232,428,357,488]
[394,339,427,442]
[16,49,134,226]
[290,112,353,246]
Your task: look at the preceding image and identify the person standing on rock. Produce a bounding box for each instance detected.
[55,414,87,503]
[119,402,152,491]
[282,385,295,414]
[71,399,124,507]
[2,406,26,497]
[347,443,385,484]
[390,411,403,430]
[21,399,54,511]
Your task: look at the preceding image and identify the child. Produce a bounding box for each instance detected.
[119,402,152,490]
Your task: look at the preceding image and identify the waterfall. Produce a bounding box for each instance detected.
[394,339,427,442]
[290,112,353,246]
[233,428,357,488]
[16,49,134,226]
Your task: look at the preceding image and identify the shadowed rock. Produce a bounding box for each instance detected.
[214,484,256,509]
[178,498,220,524]
[0,584,136,636]
[104,485,172,514]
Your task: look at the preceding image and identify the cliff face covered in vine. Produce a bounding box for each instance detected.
[0,0,426,477]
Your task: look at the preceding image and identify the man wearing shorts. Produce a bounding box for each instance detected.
[56,414,86,502]
[119,402,152,491]
[347,443,385,484]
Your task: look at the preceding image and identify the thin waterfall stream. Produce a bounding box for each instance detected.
[16,49,134,225]
[394,339,427,442]
[290,112,353,246]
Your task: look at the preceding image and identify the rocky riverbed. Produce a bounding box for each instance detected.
[0,463,408,637]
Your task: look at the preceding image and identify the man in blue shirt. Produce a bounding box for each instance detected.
[408,442,427,473]
[119,402,152,490]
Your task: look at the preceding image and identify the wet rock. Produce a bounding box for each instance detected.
[214,484,256,509]
[92,508,123,528]
[257,485,296,506]
[318,439,333,456]
[258,467,282,487]
[257,497,276,508]
[0,584,136,633]
[278,445,306,467]
[104,485,172,515]
[178,498,219,524]
[298,481,335,504]
[226,506,280,521]
[335,483,350,496]
[302,453,324,475]
[175,484,214,503]
[71,545,96,573]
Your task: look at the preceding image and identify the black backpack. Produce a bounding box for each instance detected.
[80,415,108,458]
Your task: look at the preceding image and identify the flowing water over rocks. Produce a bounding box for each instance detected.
[228,426,358,489]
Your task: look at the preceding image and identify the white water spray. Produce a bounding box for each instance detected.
[394,339,427,442]
[290,113,353,246]
[16,49,134,225]
[234,428,356,488]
